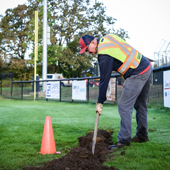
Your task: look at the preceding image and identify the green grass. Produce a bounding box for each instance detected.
[0,96,170,170]
[104,106,170,170]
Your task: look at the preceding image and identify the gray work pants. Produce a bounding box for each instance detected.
[118,65,152,144]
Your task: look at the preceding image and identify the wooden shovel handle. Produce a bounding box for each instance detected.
[92,112,99,154]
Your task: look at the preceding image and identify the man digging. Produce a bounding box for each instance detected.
[79,34,152,149]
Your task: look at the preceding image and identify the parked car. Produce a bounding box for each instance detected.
[85,79,99,87]
[89,79,99,87]
[40,73,72,87]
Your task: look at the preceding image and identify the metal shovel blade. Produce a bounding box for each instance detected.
[92,112,99,154]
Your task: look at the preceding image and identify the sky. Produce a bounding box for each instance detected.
[0,0,170,60]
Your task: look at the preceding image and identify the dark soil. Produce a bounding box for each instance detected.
[23,130,119,170]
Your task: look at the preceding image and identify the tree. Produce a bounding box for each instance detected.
[0,4,37,80]
[7,59,33,80]
[28,0,129,77]
[0,0,129,79]
[46,0,129,77]
[0,5,35,59]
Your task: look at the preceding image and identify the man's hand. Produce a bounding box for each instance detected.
[96,103,103,115]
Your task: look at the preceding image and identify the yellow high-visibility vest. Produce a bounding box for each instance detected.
[98,34,142,75]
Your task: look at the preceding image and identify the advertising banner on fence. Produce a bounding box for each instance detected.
[72,81,86,100]
[46,82,60,99]
[163,70,170,108]
[106,78,116,101]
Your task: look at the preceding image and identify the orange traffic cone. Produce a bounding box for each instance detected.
[40,116,57,154]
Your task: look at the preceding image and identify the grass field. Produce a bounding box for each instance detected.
[0,96,170,170]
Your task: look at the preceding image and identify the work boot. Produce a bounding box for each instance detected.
[108,142,130,150]
[131,135,149,143]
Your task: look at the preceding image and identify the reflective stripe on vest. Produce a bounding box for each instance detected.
[104,35,130,56]
[98,34,141,75]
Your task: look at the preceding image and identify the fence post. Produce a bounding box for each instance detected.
[11,73,14,99]
[46,80,48,101]
[71,80,74,102]
[11,82,13,99]
[1,73,2,95]
[161,70,163,99]
[21,82,23,100]
[87,79,89,102]
[60,80,61,102]
[115,77,118,103]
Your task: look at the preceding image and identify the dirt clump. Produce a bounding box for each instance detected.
[23,130,119,170]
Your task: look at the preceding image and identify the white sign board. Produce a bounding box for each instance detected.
[163,70,170,108]
[72,81,86,100]
[46,82,60,99]
[106,78,116,101]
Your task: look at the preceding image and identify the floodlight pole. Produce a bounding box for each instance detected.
[42,0,47,92]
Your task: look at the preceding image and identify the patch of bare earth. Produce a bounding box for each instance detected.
[23,130,120,170]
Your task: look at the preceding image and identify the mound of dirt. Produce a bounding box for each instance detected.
[23,130,119,170]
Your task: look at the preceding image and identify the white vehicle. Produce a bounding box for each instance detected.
[40,73,72,87]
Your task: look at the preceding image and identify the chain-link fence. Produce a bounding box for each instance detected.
[1,65,170,106]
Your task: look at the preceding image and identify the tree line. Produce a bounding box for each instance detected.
[0,0,129,80]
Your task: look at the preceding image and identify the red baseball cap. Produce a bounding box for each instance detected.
[79,35,95,54]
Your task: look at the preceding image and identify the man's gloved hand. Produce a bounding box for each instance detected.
[96,103,103,115]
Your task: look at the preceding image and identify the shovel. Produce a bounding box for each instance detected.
[92,112,99,154]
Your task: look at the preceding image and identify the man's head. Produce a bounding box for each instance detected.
[79,35,97,55]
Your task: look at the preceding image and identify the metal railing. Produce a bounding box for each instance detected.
[1,65,170,107]
[11,75,119,104]
[0,81,1,95]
